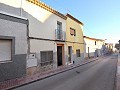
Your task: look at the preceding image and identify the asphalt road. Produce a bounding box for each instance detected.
[13,54,118,90]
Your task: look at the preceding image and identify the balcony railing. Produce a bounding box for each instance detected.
[55,29,66,41]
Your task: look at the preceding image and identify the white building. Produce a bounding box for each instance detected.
[0,0,67,75]
[84,36,105,59]
[0,12,28,81]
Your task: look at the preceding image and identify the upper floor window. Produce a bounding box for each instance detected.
[70,27,76,36]
[57,21,62,30]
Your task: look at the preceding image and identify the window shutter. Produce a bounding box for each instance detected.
[0,40,12,61]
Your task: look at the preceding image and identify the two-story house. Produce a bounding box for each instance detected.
[0,0,67,75]
[0,1,28,81]
[66,14,84,65]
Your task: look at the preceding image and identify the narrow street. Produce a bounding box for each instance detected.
[13,55,117,90]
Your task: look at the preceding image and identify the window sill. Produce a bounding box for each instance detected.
[0,60,13,64]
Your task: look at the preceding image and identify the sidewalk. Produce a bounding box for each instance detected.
[0,56,104,90]
[116,53,120,90]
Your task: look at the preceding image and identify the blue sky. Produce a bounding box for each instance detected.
[41,0,120,43]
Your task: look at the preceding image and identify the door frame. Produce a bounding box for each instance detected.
[57,44,65,66]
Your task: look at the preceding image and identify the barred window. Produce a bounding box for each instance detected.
[40,51,53,66]
[76,49,80,57]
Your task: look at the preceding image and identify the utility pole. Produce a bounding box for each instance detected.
[118,40,120,53]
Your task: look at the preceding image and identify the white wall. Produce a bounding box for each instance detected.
[0,0,66,68]
[30,39,55,53]
[0,0,22,16]
[84,38,104,58]
[0,19,27,54]
[0,0,66,40]
[23,1,66,40]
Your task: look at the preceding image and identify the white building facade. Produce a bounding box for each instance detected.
[84,36,105,59]
[0,0,67,75]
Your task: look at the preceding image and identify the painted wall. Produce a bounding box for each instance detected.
[66,16,84,64]
[0,0,67,74]
[0,0,23,17]
[0,14,27,82]
[66,17,84,44]
[23,1,66,40]
[0,0,66,40]
[0,17,27,55]
[84,37,104,59]
[23,1,66,70]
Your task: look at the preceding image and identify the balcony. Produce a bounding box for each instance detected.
[55,29,66,41]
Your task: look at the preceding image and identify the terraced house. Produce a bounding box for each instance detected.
[0,0,67,76]
[0,0,85,82]
[24,0,67,75]
[0,1,28,82]
[66,14,84,65]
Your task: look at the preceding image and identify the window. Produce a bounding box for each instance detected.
[40,51,53,66]
[57,21,62,30]
[56,21,62,39]
[0,39,12,62]
[70,28,76,36]
[76,49,80,57]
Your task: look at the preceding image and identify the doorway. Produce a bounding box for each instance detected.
[88,47,90,59]
[68,46,72,63]
[57,46,63,66]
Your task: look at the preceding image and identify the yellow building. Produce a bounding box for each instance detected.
[66,14,84,64]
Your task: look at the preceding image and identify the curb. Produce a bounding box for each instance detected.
[8,56,104,90]
[0,56,105,90]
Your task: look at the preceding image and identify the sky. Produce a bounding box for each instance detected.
[41,0,120,43]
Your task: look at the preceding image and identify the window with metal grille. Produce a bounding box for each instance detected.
[40,51,53,66]
[76,49,80,57]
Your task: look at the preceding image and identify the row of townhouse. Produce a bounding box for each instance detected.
[0,0,106,82]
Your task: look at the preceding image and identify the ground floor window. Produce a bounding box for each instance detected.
[40,51,53,66]
[0,39,12,62]
[76,49,81,57]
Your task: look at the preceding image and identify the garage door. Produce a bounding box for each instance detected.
[0,39,12,61]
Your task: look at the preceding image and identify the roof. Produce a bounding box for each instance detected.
[83,36,104,41]
[26,0,67,20]
[66,13,84,25]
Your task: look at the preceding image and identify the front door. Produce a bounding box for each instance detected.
[57,46,63,66]
[68,46,72,63]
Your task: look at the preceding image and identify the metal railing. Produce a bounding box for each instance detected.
[55,29,66,41]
